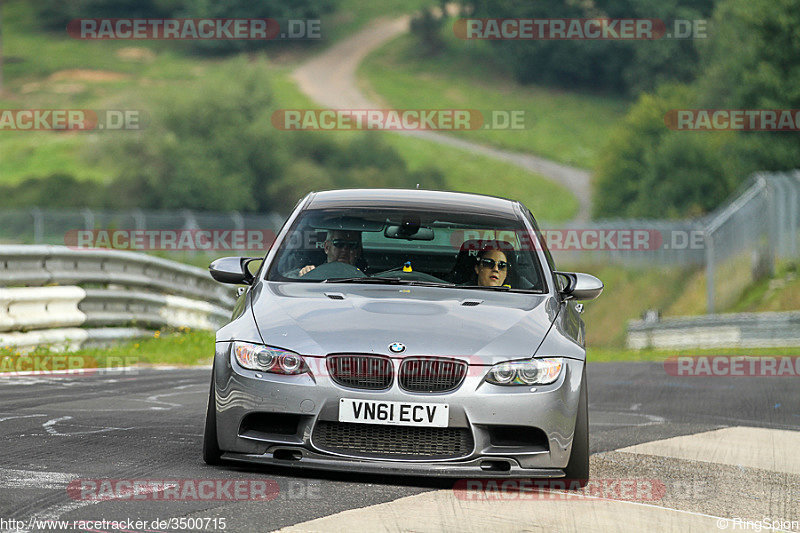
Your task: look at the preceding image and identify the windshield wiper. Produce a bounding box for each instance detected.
[323,277,459,288]
[322,276,409,284]
[457,284,512,291]
[323,278,514,291]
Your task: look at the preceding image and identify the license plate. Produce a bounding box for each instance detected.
[338,399,449,427]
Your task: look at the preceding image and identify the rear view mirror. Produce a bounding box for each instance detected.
[554,271,603,301]
[209,257,261,285]
[384,225,434,240]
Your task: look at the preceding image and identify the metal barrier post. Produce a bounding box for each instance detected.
[81,208,95,231]
[31,207,43,244]
[705,228,715,314]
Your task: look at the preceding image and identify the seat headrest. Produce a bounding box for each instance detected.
[458,239,516,256]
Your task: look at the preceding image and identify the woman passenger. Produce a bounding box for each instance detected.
[474,248,510,287]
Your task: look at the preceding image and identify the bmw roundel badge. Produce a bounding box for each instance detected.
[389,342,406,353]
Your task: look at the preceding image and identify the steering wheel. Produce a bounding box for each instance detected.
[297,261,365,280]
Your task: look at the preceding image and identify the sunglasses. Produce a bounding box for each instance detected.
[478,258,509,270]
[330,239,360,250]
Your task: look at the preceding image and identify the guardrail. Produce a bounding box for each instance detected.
[0,245,235,351]
[627,311,800,350]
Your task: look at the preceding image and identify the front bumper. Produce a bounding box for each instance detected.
[212,342,585,478]
[222,449,565,478]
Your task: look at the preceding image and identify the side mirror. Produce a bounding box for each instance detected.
[209,257,260,285]
[554,271,603,301]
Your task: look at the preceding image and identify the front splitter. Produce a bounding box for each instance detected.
[221,449,565,479]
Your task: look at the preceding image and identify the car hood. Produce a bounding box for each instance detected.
[249,282,559,360]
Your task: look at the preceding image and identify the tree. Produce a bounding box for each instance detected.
[695,0,800,175]
[593,84,735,218]
[1,0,4,94]
[457,0,715,94]
[98,59,444,212]
[593,0,800,218]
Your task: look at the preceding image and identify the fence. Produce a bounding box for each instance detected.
[703,171,800,313]
[549,171,800,314]
[0,208,285,255]
[544,218,706,267]
[0,245,235,351]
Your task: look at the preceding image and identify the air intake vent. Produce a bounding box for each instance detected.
[312,422,473,459]
[399,357,467,392]
[327,355,393,389]
[324,292,345,300]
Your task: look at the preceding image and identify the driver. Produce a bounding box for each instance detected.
[299,230,362,276]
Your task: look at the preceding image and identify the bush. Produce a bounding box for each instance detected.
[103,59,283,211]
[410,5,447,56]
[4,60,445,213]
[458,0,714,95]
[35,0,182,30]
[593,84,734,218]
[694,0,800,176]
[95,60,444,213]
[35,0,337,55]
[594,0,800,218]
[0,174,104,208]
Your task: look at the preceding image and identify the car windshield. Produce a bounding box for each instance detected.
[266,207,546,292]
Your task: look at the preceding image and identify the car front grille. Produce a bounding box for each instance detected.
[327,355,393,390]
[312,421,474,459]
[399,357,468,392]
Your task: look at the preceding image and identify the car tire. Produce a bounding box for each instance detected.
[563,367,589,487]
[202,375,223,465]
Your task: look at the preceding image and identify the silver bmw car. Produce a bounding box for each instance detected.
[203,189,602,480]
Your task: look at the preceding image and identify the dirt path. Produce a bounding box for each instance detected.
[292,17,593,220]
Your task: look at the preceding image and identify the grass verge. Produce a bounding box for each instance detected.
[1,2,578,222]
[3,328,797,367]
[566,264,697,347]
[0,329,215,369]
[359,32,630,169]
[273,71,579,221]
[590,346,800,362]
[382,133,578,221]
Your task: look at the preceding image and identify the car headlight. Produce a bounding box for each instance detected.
[233,342,308,375]
[485,358,563,385]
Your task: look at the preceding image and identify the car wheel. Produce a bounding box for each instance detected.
[563,367,589,487]
[202,375,223,465]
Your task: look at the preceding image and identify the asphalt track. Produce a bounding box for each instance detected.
[1,362,798,532]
